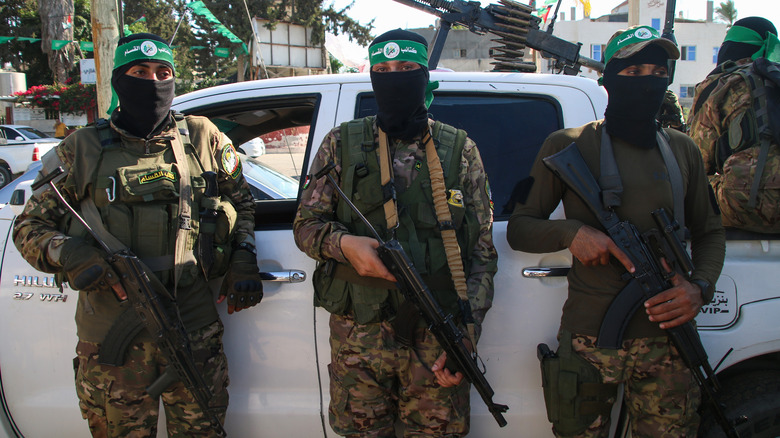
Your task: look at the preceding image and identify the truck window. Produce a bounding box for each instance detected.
[357,93,563,220]
[181,94,319,228]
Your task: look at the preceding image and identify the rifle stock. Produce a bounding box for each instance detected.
[316,162,509,427]
[542,143,741,438]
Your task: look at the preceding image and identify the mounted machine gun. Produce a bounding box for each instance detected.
[393,0,604,74]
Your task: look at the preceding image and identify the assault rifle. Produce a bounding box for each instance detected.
[32,167,227,437]
[315,162,509,427]
[542,143,741,438]
[393,0,604,74]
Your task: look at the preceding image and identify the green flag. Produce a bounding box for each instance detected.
[0,37,14,44]
[17,37,41,43]
[214,47,230,58]
[52,40,70,50]
[79,41,94,52]
[186,1,243,44]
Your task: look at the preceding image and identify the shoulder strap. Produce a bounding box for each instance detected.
[431,120,467,184]
[693,62,749,115]
[338,117,375,222]
[171,128,196,293]
[377,128,398,231]
[423,127,475,345]
[599,125,686,240]
[739,66,773,208]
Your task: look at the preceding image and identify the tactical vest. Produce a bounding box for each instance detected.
[693,58,780,232]
[313,117,479,324]
[63,115,225,287]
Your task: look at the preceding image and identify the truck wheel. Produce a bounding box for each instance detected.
[0,166,11,189]
[698,370,780,437]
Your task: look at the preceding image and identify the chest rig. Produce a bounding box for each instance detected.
[313,117,478,324]
[70,115,215,288]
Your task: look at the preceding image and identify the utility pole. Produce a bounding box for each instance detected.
[91,0,120,117]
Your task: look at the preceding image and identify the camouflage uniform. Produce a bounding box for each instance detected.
[13,113,256,435]
[294,118,497,437]
[75,321,229,437]
[565,333,700,438]
[688,58,780,231]
[508,120,725,437]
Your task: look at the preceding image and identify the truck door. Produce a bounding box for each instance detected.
[318,77,604,437]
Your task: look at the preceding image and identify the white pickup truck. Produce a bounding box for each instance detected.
[0,125,60,188]
[0,72,778,437]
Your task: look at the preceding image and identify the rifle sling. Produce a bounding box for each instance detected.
[170,127,196,294]
[599,125,686,241]
[378,128,398,231]
[422,128,476,345]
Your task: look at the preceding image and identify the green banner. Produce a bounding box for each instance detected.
[0,35,236,55]
[186,1,248,54]
[51,40,69,50]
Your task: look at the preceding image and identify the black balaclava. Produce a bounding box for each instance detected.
[717,17,778,65]
[369,29,430,141]
[602,44,670,149]
[111,33,176,139]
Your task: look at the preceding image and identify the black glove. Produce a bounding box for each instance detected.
[60,237,120,294]
[219,248,263,314]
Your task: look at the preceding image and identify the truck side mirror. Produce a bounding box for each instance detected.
[9,183,31,216]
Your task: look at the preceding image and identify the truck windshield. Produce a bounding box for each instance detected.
[17,127,49,139]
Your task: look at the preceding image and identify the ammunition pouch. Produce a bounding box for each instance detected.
[538,331,617,436]
[199,195,237,279]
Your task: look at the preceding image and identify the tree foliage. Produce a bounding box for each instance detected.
[715,0,737,26]
[4,0,373,93]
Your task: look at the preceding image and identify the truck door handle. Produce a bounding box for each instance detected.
[259,270,307,283]
[522,267,570,278]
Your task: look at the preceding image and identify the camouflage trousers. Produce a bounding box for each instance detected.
[328,313,470,438]
[74,320,229,437]
[557,332,700,438]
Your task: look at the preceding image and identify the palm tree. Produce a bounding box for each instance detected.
[715,0,737,26]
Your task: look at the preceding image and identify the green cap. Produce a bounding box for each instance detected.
[604,25,680,65]
[723,25,780,62]
[368,40,428,67]
[113,39,176,74]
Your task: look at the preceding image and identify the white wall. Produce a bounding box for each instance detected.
[541,14,728,109]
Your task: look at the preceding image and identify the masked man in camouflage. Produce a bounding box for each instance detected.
[507,26,725,437]
[293,29,497,437]
[13,33,264,436]
[688,17,780,232]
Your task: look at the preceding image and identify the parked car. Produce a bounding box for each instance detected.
[0,124,60,188]
[238,137,266,157]
[0,72,778,438]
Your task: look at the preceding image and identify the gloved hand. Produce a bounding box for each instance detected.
[60,237,123,298]
[218,248,263,314]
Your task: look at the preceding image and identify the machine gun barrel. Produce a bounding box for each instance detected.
[392,0,604,74]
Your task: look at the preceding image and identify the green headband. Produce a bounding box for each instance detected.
[369,40,428,67]
[604,25,662,65]
[724,25,780,62]
[114,39,176,73]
